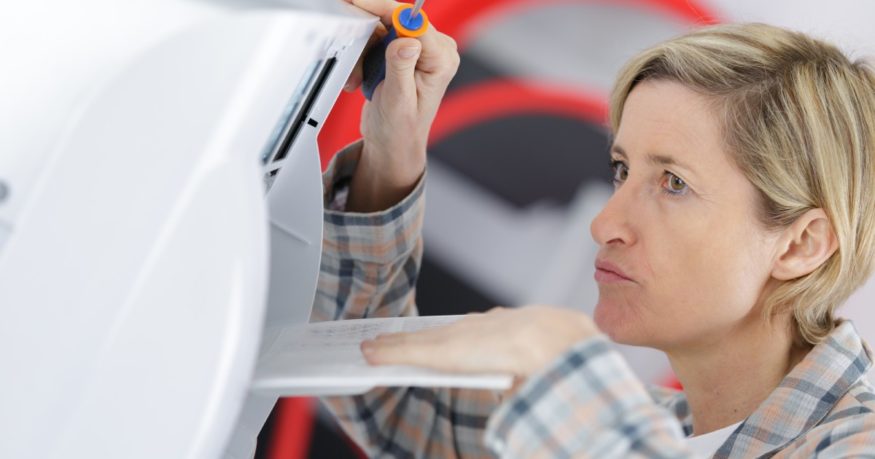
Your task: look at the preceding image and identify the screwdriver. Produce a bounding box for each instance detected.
[361,0,430,100]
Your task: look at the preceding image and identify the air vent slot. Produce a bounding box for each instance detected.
[262,57,337,165]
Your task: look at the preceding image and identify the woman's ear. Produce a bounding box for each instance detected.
[771,208,839,281]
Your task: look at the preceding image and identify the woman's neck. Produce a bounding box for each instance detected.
[665,314,811,436]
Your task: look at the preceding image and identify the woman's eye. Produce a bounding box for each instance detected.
[610,160,628,184]
[663,172,688,195]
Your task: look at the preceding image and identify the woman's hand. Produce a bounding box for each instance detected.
[361,305,601,388]
[343,0,460,212]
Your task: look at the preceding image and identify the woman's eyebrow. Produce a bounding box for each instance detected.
[646,154,699,180]
[610,144,628,159]
[647,153,692,171]
[611,144,699,179]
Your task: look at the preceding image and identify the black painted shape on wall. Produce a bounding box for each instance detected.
[430,114,612,209]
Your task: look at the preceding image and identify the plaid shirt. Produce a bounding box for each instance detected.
[313,143,875,458]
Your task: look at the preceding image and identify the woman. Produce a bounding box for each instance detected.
[312,0,875,456]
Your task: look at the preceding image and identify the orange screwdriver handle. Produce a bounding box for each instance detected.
[361,4,430,100]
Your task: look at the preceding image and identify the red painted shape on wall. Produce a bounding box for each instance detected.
[267,397,314,459]
[431,79,609,144]
[318,89,366,170]
[427,0,720,48]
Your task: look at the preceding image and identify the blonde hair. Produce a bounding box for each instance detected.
[610,23,875,344]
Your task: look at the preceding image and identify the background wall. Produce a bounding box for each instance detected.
[258,1,875,457]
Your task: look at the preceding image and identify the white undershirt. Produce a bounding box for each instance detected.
[686,421,742,457]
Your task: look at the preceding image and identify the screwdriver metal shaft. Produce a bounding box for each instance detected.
[410,0,426,20]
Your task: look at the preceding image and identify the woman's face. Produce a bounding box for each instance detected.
[591,79,779,352]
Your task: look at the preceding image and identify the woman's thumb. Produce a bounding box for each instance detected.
[380,38,421,102]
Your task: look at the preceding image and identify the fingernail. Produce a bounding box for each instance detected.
[361,341,375,355]
[399,46,420,59]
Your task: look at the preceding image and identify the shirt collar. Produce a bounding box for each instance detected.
[714,320,873,457]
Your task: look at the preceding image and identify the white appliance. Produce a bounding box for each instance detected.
[0,1,376,458]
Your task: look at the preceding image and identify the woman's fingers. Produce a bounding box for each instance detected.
[361,330,437,366]
[362,319,469,364]
[342,0,459,95]
[361,315,495,370]
[361,306,602,378]
[343,23,387,92]
[348,0,404,25]
[378,38,422,104]
[414,30,459,79]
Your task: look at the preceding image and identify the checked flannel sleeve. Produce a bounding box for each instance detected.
[484,336,692,459]
[311,140,502,459]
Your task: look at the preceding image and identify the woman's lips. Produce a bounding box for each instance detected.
[594,259,635,284]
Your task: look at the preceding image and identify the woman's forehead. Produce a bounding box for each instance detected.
[614,81,729,170]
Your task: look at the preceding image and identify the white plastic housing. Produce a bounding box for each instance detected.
[0,2,374,458]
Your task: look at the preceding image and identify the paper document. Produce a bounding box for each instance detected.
[252,315,514,396]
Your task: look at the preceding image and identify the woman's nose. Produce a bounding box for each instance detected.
[590,186,636,247]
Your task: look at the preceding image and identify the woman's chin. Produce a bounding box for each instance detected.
[594,299,646,345]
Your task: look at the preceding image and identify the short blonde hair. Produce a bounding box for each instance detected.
[610,23,875,345]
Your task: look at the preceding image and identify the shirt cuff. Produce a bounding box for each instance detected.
[484,336,681,457]
[322,139,426,265]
